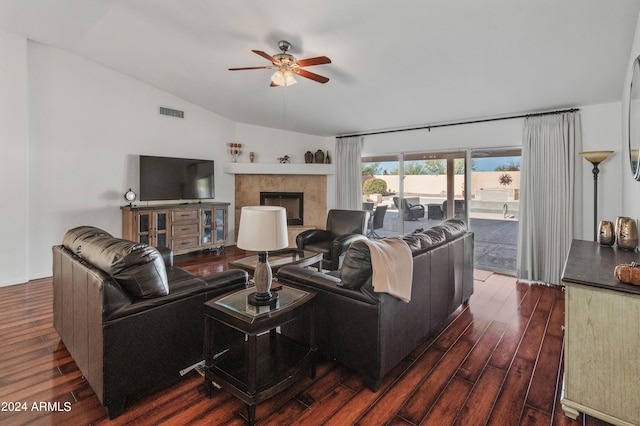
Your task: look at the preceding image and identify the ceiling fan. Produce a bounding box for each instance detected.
[229,40,331,86]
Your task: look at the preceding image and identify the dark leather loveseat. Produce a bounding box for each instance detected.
[52,226,248,418]
[278,219,473,391]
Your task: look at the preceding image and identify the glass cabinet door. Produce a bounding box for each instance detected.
[136,212,151,245]
[135,211,168,247]
[201,209,213,244]
[156,212,168,247]
[215,208,226,244]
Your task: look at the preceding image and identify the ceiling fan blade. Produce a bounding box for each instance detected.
[270,81,280,87]
[294,68,330,84]
[252,50,278,64]
[296,56,332,67]
[228,66,274,71]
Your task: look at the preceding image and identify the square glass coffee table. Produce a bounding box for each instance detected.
[229,248,322,276]
[203,285,316,426]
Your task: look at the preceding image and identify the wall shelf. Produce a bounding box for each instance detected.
[223,162,334,175]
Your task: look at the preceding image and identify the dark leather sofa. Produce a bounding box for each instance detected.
[52,226,247,418]
[278,219,473,391]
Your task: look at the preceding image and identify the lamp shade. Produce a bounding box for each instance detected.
[579,150,614,164]
[236,206,289,252]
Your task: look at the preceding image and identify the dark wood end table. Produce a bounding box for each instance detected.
[203,285,316,425]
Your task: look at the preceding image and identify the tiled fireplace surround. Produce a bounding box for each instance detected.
[234,174,327,247]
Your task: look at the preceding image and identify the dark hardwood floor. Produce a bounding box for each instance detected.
[0,247,612,426]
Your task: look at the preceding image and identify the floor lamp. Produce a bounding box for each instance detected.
[579,150,614,241]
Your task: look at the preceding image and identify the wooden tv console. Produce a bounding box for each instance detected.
[121,202,229,255]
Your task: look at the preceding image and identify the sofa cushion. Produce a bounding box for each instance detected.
[339,240,372,290]
[337,219,467,289]
[420,227,447,250]
[400,232,424,255]
[63,226,169,300]
[401,227,447,254]
[432,218,467,240]
[63,226,113,255]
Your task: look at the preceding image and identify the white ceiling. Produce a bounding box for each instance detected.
[1,0,639,136]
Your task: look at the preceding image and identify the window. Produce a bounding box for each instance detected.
[362,148,520,275]
[361,151,465,237]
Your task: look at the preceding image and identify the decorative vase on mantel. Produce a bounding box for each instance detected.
[304,151,314,163]
[314,150,325,164]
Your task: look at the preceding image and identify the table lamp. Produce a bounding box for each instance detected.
[236,206,289,306]
[579,150,614,241]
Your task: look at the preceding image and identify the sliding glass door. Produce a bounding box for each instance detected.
[362,148,521,275]
[361,151,466,238]
[469,148,521,274]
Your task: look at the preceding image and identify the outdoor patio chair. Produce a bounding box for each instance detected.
[367,205,388,239]
[442,200,465,218]
[393,197,425,221]
[427,204,444,220]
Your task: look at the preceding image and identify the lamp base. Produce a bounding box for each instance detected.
[247,291,279,308]
[249,252,278,307]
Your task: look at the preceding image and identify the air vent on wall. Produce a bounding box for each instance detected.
[159,106,184,119]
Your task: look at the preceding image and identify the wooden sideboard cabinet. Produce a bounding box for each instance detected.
[122,203,229,255]
[561,239,640,426]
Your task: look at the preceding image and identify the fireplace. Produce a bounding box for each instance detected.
[260,192,304,226]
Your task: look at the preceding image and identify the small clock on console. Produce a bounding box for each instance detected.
[123,188,137,206]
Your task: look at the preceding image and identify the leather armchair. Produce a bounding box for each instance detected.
[296,209,370,270]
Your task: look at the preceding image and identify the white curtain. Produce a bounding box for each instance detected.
[335,136,363,210]
[517,112,582,285]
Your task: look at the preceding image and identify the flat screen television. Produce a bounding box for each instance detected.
[139,155,215,201]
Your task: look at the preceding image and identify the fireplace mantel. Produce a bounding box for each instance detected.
[223,162,334,175]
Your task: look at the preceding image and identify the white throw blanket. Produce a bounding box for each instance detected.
[363,238,413,303]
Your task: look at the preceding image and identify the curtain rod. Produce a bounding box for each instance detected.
[335,108,580,139]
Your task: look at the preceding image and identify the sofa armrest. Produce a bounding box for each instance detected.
[200,269,248,290]
[277,265,377,305]
[157,246,173,268]
[332,233,367,254]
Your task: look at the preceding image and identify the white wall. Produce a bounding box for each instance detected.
[26,41,238,280]
[235,123,335,209]
[361,103,623,241]
[0,30,29,286]
[362,116,524,155]
[0,39,332,286]
[622,11,640,221]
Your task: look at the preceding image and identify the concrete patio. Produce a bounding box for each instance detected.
[370,209,518,275]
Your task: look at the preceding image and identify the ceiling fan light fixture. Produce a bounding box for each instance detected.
[271,69,297,86]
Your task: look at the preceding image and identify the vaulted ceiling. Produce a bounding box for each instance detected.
[1,0,639,136]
